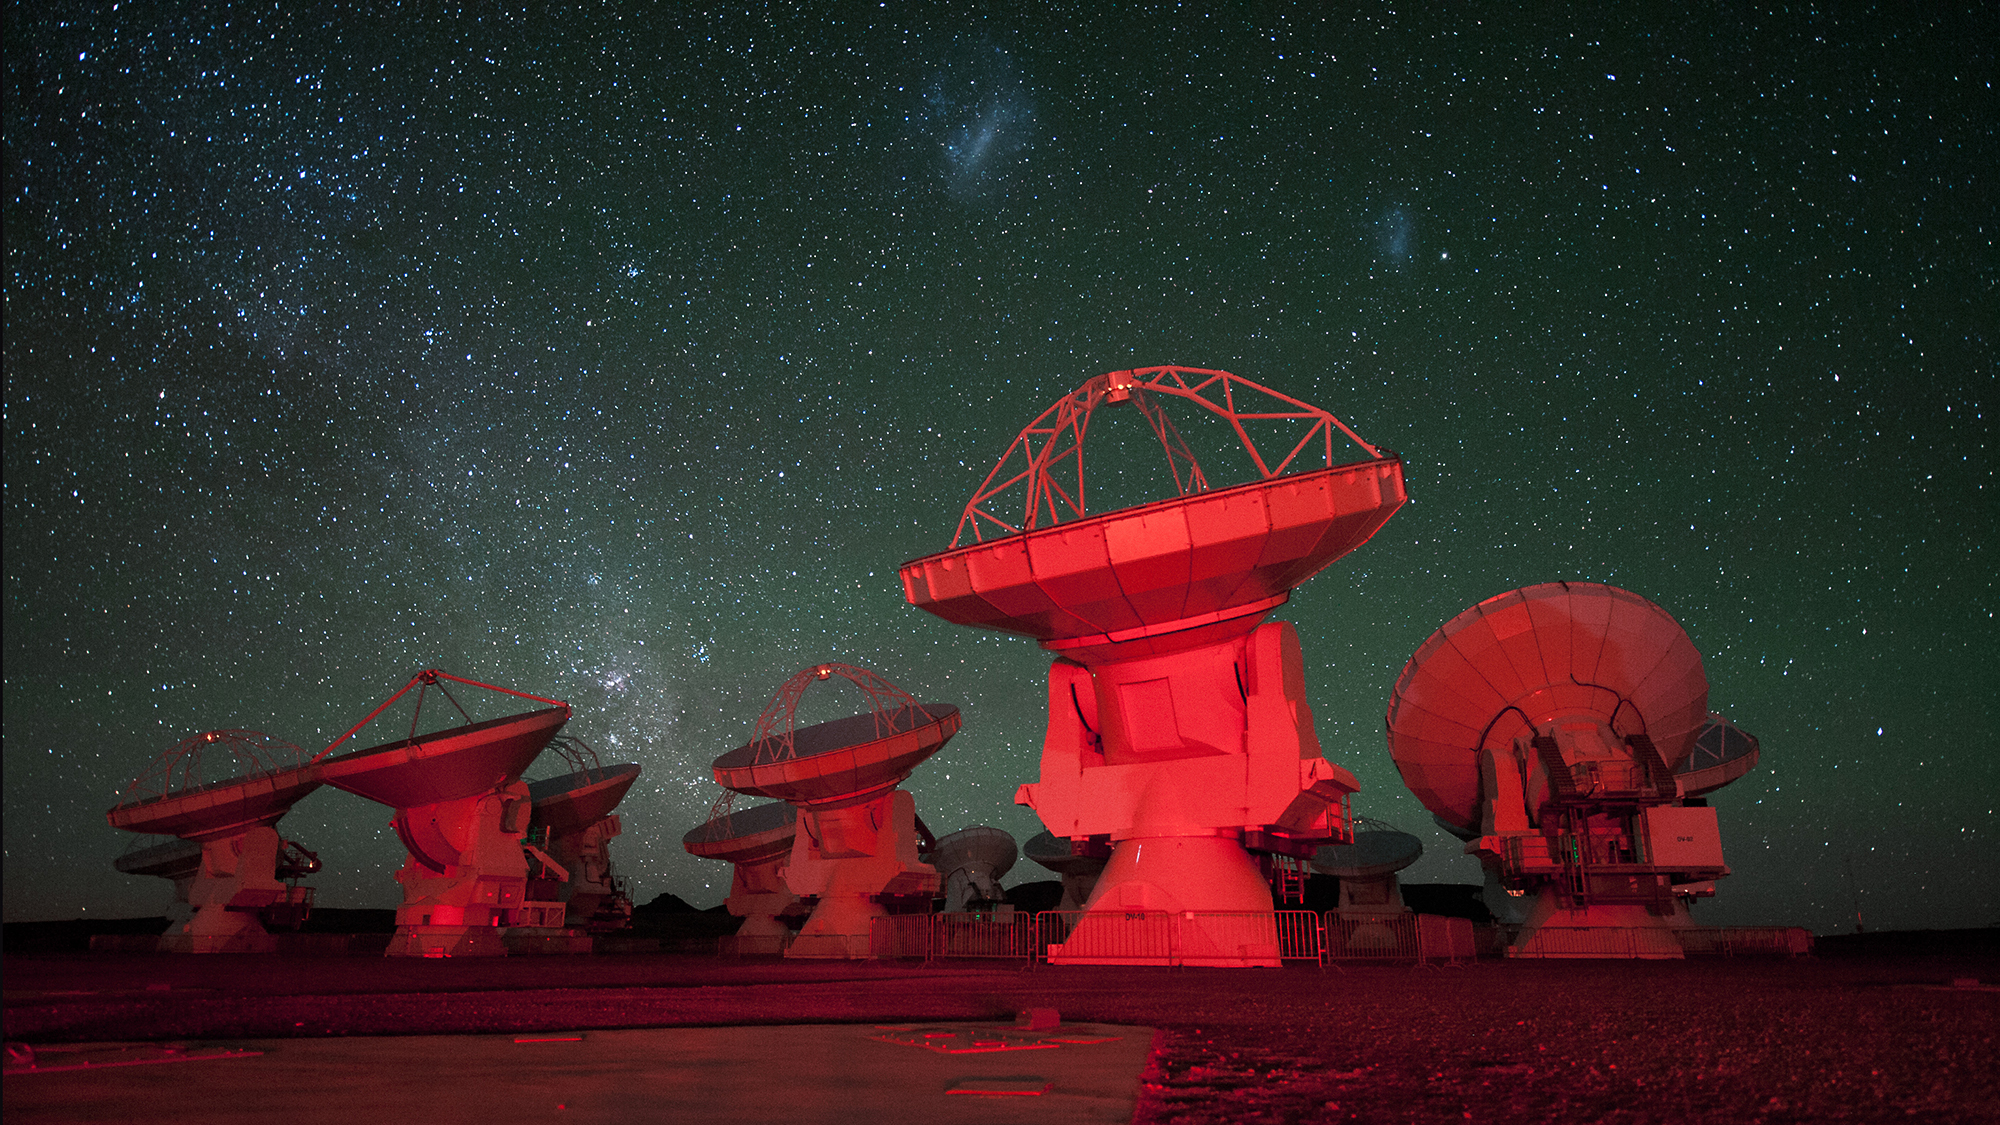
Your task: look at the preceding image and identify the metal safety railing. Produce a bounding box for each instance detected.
[1511,925,1686,958]
[1417,913,1478,964]
[775,914,1813,964]
[868,915,936,960]
[860,909,1483,966]
[1672,925,1815,957]
[1324,913,1420,961]
[1037,910,1174,964]
[935,912,1036,959]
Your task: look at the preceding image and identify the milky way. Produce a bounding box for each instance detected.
[5,5,1992,933]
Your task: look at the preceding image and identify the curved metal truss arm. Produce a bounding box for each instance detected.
[749,662,932,765]
[312,669,570,763]
[952,366,1387,546]
[114,729,312,808]
[540,734,607,776]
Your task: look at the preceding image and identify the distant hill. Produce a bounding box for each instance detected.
[1815,929,1999,956]
[632,892,723,916]
[2,916,167,954]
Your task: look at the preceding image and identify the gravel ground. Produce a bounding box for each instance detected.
[6,948,1996,1124]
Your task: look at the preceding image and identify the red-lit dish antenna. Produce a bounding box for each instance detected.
[524,738,642,934]
[952,365,1387,544]
[903,366,1390,966]
[711,663,960,806]
[1385,583,1729,959]
[682,800,804,953]
[109,730,321,842]
[527,742,642,837]
[314,669,569,808]
[903,367,1405,659]
[105,730,323,953]
[1677,713,1762,797]
[527,762,641,835]
[313,669,571,957]
[683,800,800,865]
[1385,582,1709,837]
[708,663,956,958]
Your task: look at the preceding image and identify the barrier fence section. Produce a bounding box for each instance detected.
[934,912,1035,959]
[1674,925,1814,957]
[1034,910,1325,966]
[1275,910,1326,963]
[1416,913,1477,964]
[1323,913,1420,961]
[863,910,1480,965]
[868,915,934,960]
[1514,925,1683,958]
[1037,910,1173,964]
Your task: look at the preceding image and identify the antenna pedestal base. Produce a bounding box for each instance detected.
[384,783,532,957]
[547,814,625,929]
[1021,622,1358,967]
[1048,832,1280,964]
[782,790,938,959]
[159,906,280,954]
[1335,874,1408,913]
[385,925,510,958]
[156,827,288,954]
[726,874,800,941]
[1050,834,1283,967]
[1507,894,1689,959]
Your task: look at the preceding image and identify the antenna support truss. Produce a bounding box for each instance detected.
[312,668,569,763]
[113,730,312,809]
[953,366,1386,547]
[748,663,933,765]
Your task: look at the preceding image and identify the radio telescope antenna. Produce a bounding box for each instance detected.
[315,669,570,957]
[933,826,1018,913]
[707,663,957,959]
[1312,816,1424,915]
[1386,582,1727,958]
[903,366,1403,966]
[1677,713,1762,797]
[525,735,642,934]
[106,729,323,953]
[682,800,804,954]
[1023,831,1109,912]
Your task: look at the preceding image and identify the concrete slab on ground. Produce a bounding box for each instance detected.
[4,1021,1156,1125]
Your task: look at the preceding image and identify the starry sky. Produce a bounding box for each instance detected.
[5,4,1993,934]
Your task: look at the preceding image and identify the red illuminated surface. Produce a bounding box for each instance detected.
[526,764,641,836]
[902,367,1405,661]
[103,732,325,953]
[310,671,572,956]
[107,731,322,842]
[9,951,1992,1124]
[902,368,1402,965]
[681,801,798,866]
[681,801,801,944]
[1386,583,1732,958]
[705,665,956,958]
[1385,582,1708,837]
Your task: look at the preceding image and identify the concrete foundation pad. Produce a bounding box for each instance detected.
[4,1022,1155,1125]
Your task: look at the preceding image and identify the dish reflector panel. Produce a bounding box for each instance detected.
[682,800,799,864]
[106,730,322,842]
[1387,582,1709,834]
[318,707,569,808]
[1677,713,1762,797]
[527,763,642,834]
[1311,818,1423,879]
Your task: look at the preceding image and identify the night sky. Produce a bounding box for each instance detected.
[5,4,1992,935]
